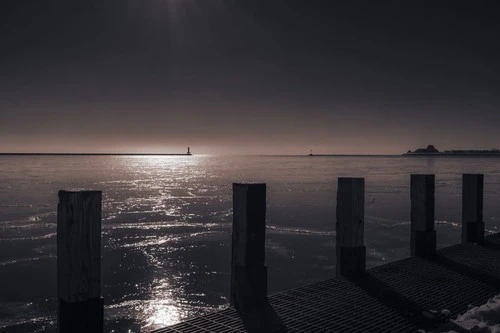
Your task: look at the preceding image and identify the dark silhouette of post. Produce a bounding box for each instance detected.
[462,174,484,244]
[57,191,103,333]
[411,175,436,258]
[336,178,366,277]
[231,183,267,311]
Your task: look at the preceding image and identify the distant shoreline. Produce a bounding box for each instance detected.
[403,145,500,157]
[403,153,500,157]
[0,153,192,156]
[2,153,499,158]
[307,154,500,158]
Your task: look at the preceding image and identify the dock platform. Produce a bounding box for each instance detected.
[154,233,500,332]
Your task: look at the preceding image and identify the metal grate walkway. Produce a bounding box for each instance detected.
[154,233,500,332]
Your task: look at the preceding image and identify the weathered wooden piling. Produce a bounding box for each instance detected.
[462,174,485,244]
[230,183,267,311]
[336,178,366,277]
[410,175,436,258]
[155,174,500,333]
[57,190,103,333]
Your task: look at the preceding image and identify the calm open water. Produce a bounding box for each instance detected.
[1,155,500,332]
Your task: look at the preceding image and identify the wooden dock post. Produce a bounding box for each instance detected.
[231,183,267,311]
[57,190,103,333]
[336,178,366,277]
[410,175,436,258]
[462,174,485,244]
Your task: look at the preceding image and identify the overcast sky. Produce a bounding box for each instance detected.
[1,0,499,154]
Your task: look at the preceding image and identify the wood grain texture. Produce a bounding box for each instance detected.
[411,175,435,232]
[57,190,102,302]
[336,178,364,248]
[462,174,484,243]
[410,174,436,257]
[231,183,266,267]
[231,183,267,308]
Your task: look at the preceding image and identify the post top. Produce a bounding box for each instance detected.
[338,178,365,187]
[338,177,365,179]
[59,189,102,193]
[338,177,364,180]
[232,183,266,187]
[411,174,435,180]
[58,190,102,200]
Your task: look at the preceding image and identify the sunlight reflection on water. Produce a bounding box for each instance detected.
[1,156,500,331]
[143,278,186,329]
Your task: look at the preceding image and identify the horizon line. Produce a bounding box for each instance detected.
[0,152,404,157]
[0,153,193,156]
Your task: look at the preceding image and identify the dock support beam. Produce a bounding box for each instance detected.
[57,191,103,333]
[462,174,484,244]
[231,183,267,311]
[336,178,366,277]
[411,175,436,258]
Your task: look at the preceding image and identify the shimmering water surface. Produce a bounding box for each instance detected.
[1,155,500,332]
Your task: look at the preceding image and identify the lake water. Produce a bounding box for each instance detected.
[1,155,500,332]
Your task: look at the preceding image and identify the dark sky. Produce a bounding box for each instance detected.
[1,0,499,154]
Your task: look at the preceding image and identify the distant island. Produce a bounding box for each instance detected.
[404,145,500,156]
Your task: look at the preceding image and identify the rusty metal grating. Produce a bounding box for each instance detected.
[153,234,500,332]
